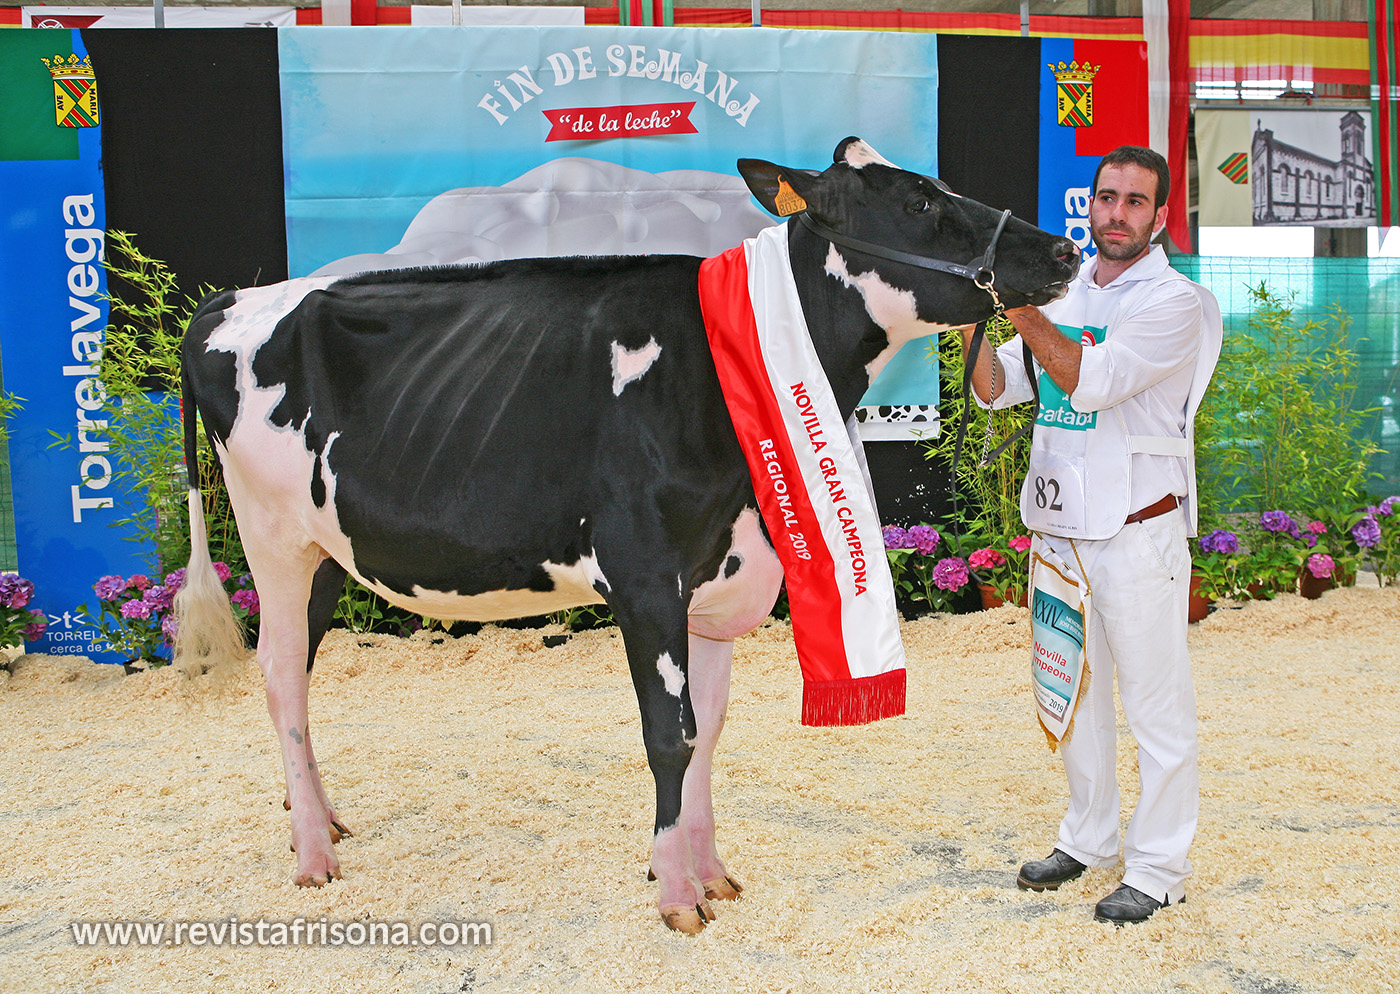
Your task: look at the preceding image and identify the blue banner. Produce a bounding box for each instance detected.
[0,28,151,662]
[1038,37,1152,259]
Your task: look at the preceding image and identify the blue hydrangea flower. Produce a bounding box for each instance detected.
[1353,514,1382,548]
[1199,529,1238,554]
[881,525,911,550]
[1260,511,1299,537]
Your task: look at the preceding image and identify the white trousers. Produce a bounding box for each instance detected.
[1036,507,1198,904]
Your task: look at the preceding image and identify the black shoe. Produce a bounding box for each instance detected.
[1093,883,1181,924]
[1016,849,1087,891]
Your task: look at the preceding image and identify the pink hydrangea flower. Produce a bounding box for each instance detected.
[933,557,970,592]
[143,584,175,613]
[0,575,35,609]
[120,599,153,620]
[212,562,233,583]
[968,548,1006,570]
[1306,553,1335,579]
[231,588,260,615]
[125,574,152,592]
[1008,535,1033,553]
[1306,520,1326,534]
[94,575,127,601]
[21,612,47,642]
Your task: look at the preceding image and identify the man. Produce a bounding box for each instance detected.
[960,146,1221,924]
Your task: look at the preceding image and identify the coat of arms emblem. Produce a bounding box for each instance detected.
[41,53,100,128]
[1048,60,1099,128]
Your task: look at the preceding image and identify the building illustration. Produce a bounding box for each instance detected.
[1252,111,1376,226]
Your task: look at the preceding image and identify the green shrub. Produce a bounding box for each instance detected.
[1195,282,1379,527]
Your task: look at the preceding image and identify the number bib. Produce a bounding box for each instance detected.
[1023,450,1088,534]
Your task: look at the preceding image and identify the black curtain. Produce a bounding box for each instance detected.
[84,27,288,298]
[936,34,1042,223]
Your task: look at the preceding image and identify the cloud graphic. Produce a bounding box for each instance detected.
[311,157,777,277]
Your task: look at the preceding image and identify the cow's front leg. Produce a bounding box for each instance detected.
[679,633,742,901]
[612,595,712,932]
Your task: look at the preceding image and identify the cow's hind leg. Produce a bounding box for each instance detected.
[283,557,353,843]
[249,540,341,886]
[611,589,713,933]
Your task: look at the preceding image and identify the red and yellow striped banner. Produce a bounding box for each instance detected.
[584,9,1372,87]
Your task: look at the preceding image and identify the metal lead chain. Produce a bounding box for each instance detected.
[978,331,997,467]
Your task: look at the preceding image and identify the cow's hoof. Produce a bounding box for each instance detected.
[703,875,744,901]
[294,866,341,888]
[660,901,716,934]
[329,819,353,843]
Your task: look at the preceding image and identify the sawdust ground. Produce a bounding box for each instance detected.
[1,583,1397,994]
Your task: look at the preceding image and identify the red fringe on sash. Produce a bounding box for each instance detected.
[801,668,907,727]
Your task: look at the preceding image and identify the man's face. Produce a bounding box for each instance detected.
[1089,162,1168,264]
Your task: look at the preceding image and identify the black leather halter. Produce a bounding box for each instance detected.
[797,207,1012,312]
[796,203,1024,487]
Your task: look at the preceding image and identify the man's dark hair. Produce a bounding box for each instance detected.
[1092,146,1171,210]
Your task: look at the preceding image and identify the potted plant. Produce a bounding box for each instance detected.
[1363,496,1400,586]
[1300,552,1338,599]
[1298,503,1367,588]
[921,317,1034,599]
[1240,511,1308,598]
[881,525,973,617]
[1193,283,1381,598]
[1191,528,1247,617]
[969,532,1032,608]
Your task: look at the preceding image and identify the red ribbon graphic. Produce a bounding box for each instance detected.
[542,102,698,142]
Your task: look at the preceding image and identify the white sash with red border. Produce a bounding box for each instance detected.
[698,224,906,726]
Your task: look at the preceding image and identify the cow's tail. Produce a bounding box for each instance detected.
[173,345,249,675]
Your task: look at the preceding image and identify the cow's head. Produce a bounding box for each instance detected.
[738,137,1079,329]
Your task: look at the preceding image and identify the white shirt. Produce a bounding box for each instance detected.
[990,245,1221,539]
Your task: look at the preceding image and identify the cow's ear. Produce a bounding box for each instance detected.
[835,136,899,170]
[738,159,821,218]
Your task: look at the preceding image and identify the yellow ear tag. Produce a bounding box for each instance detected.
[774,177,808,217]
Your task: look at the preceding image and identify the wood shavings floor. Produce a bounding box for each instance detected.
[1,584,1397,994]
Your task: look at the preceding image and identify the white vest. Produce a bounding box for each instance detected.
[1020,249,1222,540]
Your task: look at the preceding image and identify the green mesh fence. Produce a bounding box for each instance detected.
[1169,255,1400,496]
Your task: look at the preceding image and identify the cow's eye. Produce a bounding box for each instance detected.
[907,198,934,215]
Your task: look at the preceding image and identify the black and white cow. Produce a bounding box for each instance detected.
[175,137,1078,932]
